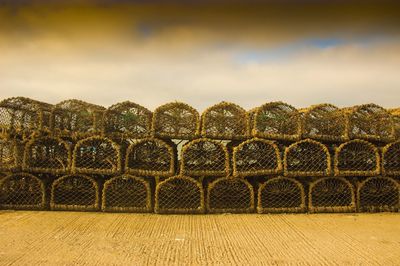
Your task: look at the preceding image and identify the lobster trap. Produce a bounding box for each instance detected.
[23,136,71,174]
[253,102,301,141]
[389,108,400,140]
[51,99,105,139]
[0,173,46,210]
[301,104,348,142]
[347,104,394,142]
[207,177,254,213]
[180,138,229,177]
[125,138,175,177]
[201,102,249,140]
[0,138,21,171]
[155,175,204,214]
[102,175,152,212]
[358,177,399,212]
[51,174,99,211]
[382,141,400,176]
[308,177,355,213]
[152,102,200,140]
[334,139,380,176]
[284,139,331,177]
[257,177,305,213]
[72,136,121,175]
[232,138,282,177]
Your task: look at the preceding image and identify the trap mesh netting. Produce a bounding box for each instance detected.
[389,108,400,140]
[309,177,355,213]
[207,177,254,213]
[358,177,399,212]
[253,102,301,141]
[382,141,400,176]
[102,175,152,212]
[284,139,331,177]
[334,139,380,176]
[232,138,282,177]
[257,177,305,213]
[125,138,175,177]
[51,174,99,211]
[0,138,20,171]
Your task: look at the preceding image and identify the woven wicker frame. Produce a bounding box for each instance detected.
[232,138,282,177]
[334,139,380,176]
[257,176,306,213]
[357,176,399,212]
[102,175,152,213]
[152,102,200,140]
[0,173,46,210]
[207,177,254,213]
[201,101,249,140]
[51,174,99,211]
[284,139,331,177]
[180,138,230,177]
[155,175,204,214]
[382,141,400,176]
[125,138,175,177]
[308,177,356,213]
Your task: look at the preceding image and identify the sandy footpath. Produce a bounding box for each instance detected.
[0,211,399,265]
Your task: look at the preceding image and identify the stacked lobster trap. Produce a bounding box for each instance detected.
[0,97,399,214]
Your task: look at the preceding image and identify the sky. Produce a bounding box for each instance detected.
[0,1,399,111]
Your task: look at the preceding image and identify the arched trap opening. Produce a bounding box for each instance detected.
[358,177,399,212]
[382,141,400,176]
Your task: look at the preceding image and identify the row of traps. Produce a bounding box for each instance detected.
[0,173,399,213]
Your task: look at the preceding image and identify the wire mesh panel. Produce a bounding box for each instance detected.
[232,138,282,177]
[257,177,305,213]
[125,138,175,177]
[103,101,152,139]
[180,138,229,177]
[253,102,301,141]
[0,173,46,210]
[51,99,105,139]
[358,177,399,212]
[102,175,152,212]
[201,101,249,140]
[382,141,400,176]
[72,136,121,175]
[51,174,99,211]
[284,139,331,177]
[309,177,355,213]
[348,104,394,142]
[334,139,380,176]
[0,138,19,171]
[23,136,71,174]
[152,102,200,140]
[390,108,400,140]
[155,175,204,214]
[207,177,254,213]
[301,104,348,142]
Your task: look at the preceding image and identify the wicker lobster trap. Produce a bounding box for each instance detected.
[357,176,399,212]
[207,177,254,213]
[257,176,306,213]
[253,102,301,141]
[125,138,175,177]
[0,97,52,139]
[300,104,348,142]
[284,139,331,177]
[51,174,99,211]
[72,136,121,175]
[334,139,380,176]
[155,175,204,214]
[308,177,355,213]
[23,136,71,174]
[232,138,282,177]
[180,138,229,177]
[152,102,200,140]
[201,102,249,140]
[347,104,394,142]
[102,175,152,212]
[382,141,400,176]
[0,173,46,210]
[51,99,105,139]
[389,108,400,140]
[0,138,21,171]
[103,101,152,140]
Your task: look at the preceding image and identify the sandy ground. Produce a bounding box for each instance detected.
[0,211,399,265]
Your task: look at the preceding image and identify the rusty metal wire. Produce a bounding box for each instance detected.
[382,141,400,176]
[102,175,152,212]
[358,177,399,212]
